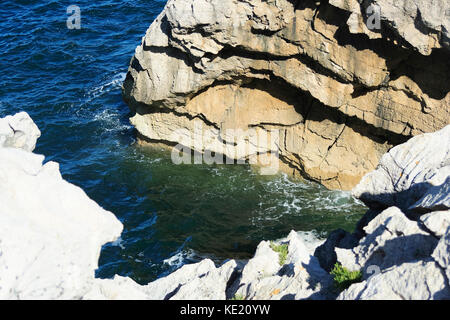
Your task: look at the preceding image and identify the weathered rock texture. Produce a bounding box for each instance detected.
[353,125,450,213]
[86,231,331,300]
[0,112,41,152]
[333,125,450,300]
[123,0,450,190]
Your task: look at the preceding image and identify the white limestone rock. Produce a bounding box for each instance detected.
[234,231,332,300]
[336,207,438,274]
[284,231,330,282]
[337,260,450,300]
[432,227,450,287]
[335,211,450,300]
[141,259,238,300]
[353,125,450,211]
[0,113,123,300]
[84,276,150,300]
[0,112,41,152]
[410,178,450,213]
[0,145,123,299]
[83,248,240,300]
[169,259,238,300]
[420,211,450,237]
[241,272,323,300]
[235,240,281,292]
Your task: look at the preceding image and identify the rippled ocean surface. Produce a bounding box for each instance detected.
[0,0,367,284]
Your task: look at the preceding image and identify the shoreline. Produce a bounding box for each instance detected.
[1,111,448,300]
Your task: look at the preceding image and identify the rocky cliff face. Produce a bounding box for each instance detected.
[123,0,450,190]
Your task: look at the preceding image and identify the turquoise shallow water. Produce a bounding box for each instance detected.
[0,0,367,285]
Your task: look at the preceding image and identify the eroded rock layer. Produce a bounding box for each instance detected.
[123,0,450,189]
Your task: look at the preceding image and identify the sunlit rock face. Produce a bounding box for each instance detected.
[123,0,450,190]
[0,112,123,299]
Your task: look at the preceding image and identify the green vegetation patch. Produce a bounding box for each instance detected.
[231,294,245,300]
[330,262,363,290]
[270,241,289,265]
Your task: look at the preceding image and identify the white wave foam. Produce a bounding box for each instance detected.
[85,72,127,102]
[295,230,326,252]
[163,249,196,269]
[265,173,364,212]
[110,236,125,249]
[276,230,325,253]
[92,109,132,132]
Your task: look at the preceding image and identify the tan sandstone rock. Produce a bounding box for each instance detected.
[123,0,450,190]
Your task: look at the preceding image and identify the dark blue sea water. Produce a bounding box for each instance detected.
[0,0,367,284]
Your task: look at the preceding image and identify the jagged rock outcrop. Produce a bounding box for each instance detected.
[86,259,239,300]
[86,231,331,300]
[420,211,450,237]
[335,223,450,300]
[333,125,450,300]
[337,259,449,300]
[335,206,439,273]
[0,112,40,152]
[123,0,450,190]
[353,125,450,213]
[0,113,124,299]
[229,231,332,300]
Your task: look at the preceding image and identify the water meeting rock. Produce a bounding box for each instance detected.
[123,0,450,190]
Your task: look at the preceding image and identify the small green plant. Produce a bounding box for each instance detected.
[330,262,363,290]
[231,294,245,300]
[270,241,289,265]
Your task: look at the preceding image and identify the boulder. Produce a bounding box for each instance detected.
[335,207,438,274]
[232,240,281,297]
[0,112,40,152]
[353,125,450,211]
[141,259,238,300]
[337,260,450,300]
[420,211,450,237]
[233,231,332,300]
